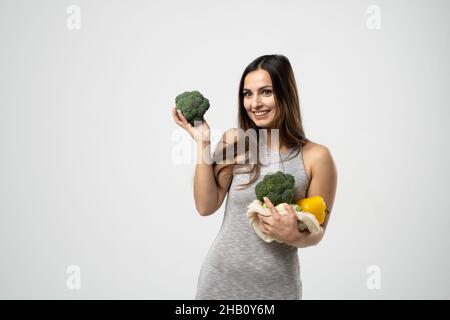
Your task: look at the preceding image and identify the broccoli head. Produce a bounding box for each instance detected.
[175,90,210,126]
[255,171,296,206]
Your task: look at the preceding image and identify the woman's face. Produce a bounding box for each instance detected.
[243,69,277,128]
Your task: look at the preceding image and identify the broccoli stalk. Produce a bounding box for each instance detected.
[255,171,296,206]
[175,90,210,126]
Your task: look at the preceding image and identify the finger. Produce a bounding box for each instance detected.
[259,217,272,226]
[172,108,185,126]
[258,215,268,227]
[260,224,267,234]
[284,203,299,223]
[264,197,280,220]
[258,214,272,225]
[177,110,192,128]
[260,223,271,235]
[283,203,296,217]
[172,108,189,129]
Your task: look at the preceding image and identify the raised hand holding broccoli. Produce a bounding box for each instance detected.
[175,90,210,126]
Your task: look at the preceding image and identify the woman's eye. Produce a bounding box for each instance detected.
[243,90,271,97]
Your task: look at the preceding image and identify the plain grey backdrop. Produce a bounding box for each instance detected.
[1,0,449,299]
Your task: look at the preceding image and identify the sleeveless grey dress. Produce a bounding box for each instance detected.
[195,135,310,300]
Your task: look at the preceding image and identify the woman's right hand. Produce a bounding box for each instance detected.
[171,107,211,143]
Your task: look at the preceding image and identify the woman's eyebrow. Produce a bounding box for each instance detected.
[243,85,272,92]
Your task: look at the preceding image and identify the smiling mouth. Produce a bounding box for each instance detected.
[253,110,271,116]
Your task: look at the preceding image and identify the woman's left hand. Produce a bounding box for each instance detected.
[258,197,301,244]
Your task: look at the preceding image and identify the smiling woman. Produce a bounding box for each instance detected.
[243,80,276,123]
[215,54,310,191]
[171,54,337,300]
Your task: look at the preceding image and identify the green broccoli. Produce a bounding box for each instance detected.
[175,90,210,126]
[255,171,296,206]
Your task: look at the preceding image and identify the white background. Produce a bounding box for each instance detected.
[0,0,449,299]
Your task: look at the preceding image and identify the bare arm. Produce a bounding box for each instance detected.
[171,106,235,216]
[286,145,338,247]
[193,140,218,215]
[194,130,236,216]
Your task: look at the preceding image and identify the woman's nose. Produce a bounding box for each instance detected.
[252,95,262,107]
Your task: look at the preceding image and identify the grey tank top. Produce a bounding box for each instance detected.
[195,134,310,300]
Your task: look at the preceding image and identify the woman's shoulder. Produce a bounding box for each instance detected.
[301,140,334,178]
[302,140,332,159]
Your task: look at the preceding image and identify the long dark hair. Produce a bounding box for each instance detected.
[215,54,309,190]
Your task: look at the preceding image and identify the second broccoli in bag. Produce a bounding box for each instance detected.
[255,171,296,206]
[247,171,327,243]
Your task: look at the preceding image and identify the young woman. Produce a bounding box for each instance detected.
[171,54,337,300]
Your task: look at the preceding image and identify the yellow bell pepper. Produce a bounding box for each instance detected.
[296,196,326,225]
